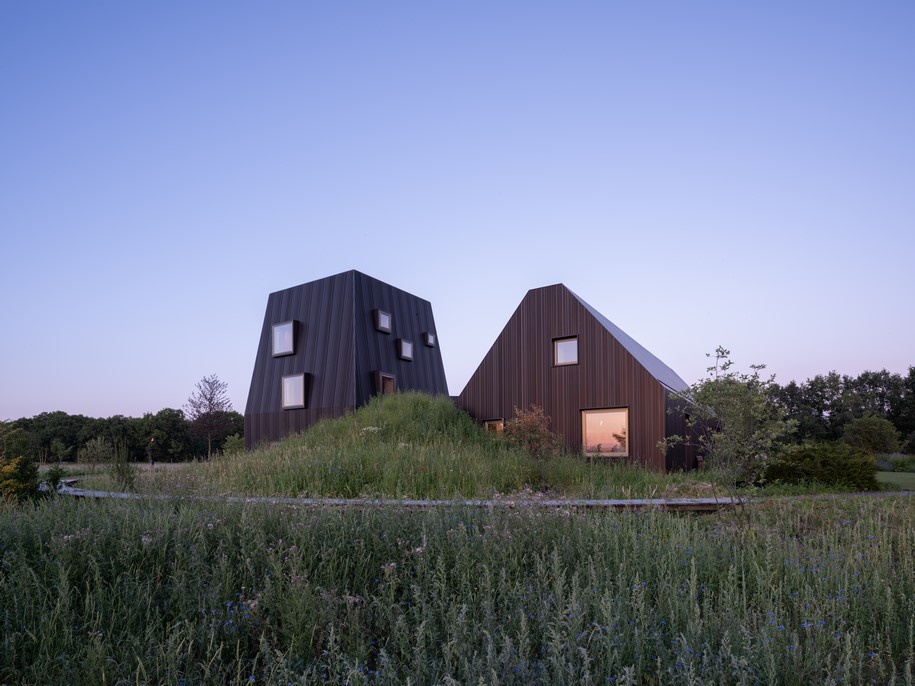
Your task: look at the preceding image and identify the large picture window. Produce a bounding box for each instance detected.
[272,321,295,357]
[581,408,628,457]
[553,337,578,366]
[282,374,306,409]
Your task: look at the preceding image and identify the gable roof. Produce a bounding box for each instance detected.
[566,286,689,394]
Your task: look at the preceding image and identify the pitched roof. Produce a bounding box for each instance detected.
[567,286,689,393]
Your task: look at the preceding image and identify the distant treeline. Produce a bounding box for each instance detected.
[773,368,915,448]
[9,408,244,463]
[6,367,915,464]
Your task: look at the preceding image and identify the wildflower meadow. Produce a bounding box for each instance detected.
[1,494,912,684]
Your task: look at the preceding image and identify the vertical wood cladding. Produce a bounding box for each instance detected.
[459,284,688,471]
[245,270,448,449]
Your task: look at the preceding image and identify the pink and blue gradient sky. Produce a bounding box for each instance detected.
[2,1,913,420]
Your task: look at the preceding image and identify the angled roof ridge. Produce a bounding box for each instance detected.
[564,285,689,393]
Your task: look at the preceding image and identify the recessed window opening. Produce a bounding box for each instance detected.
[423,332,436,347]
[398,339,413,360]
[374,309,392,334]
[483,419,504,433]
[582,408,628,457]
[272,321,295,357]
[374,371,396,395]
[282,374,306,409]
[554,336,578,366]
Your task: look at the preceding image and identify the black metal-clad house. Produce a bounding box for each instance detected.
[244,270,448,449]
[458,284,696,471]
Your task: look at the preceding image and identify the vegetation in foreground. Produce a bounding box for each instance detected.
[1,495,913,685]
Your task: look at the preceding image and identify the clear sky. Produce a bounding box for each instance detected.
[2,1,913,421]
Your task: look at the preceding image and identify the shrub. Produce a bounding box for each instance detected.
[763,442,878,491]
[0,455,39,501]
[221,434,245,455]
[503,405,563,460]
[843,416,900,454]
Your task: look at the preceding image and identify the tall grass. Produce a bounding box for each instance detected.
[144,393,711,499]
[2,495,913,684]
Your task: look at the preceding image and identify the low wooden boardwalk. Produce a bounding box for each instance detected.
[57,484,742,512]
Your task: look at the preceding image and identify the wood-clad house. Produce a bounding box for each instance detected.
[244,270,448,449]
[458,284,695,471]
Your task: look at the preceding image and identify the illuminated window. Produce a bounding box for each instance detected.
[272,321,295,357]
[282,374,306,409]
[581,408,628,457]
[374,309,392,333]
[398,339,413,361]
[374,371,396,395]
[423,332,436,347]
[483,419,504,433]
[554,337,578,366]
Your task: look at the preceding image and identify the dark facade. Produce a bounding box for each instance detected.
[458,284,695,471]
[244,270,448,449]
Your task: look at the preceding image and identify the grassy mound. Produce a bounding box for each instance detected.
[146,393,705,499]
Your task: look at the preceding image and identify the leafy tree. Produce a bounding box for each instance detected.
[79,436,114,464]
[185,374,234,459]
[142,408,192,462]
[665,347,796,486]
[843,416,900,455]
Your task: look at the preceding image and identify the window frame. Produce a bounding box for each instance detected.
[581,407,629,458]
[281,373,306,409]
[374,371,397,395]
[397,338,413,361]
[553,336,579,366]
[374,309,392,334]
[272,321,296,357]
[423,331,436,347]
[483,419,505,433]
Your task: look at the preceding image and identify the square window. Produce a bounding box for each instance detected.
[374,309,392,334]
[282,374,306,409]
[423,331,436,347]
[398,339,413,361]
[554,337,578,366]
[374,371,396,395]
[272,321,295,357]
[483,419,504,433]
[581,408,628,457]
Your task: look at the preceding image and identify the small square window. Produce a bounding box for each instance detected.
[483,419,504,433]
[374,309,392,334]
[423,332,436,347]
[272,321,295,357]
[554,337,578,366]
[398,339,413,361]
[374,371,396,395]
[282,374,306,409]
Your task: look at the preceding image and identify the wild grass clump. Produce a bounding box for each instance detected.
[2,496,913,684]
[144,393,716,499]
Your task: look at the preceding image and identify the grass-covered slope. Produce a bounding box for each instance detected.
[148,393,706,499]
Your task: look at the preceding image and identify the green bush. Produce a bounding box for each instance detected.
[0,455,39,501]
[763,442,878,491]
[843,415,900,454]
[221,433,245,455]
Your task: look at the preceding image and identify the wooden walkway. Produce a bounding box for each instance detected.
[56,483,742,512]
